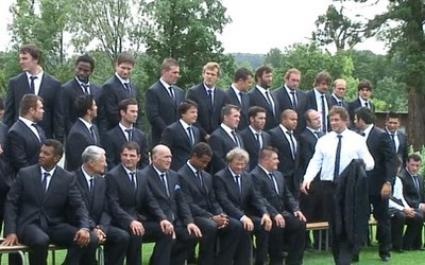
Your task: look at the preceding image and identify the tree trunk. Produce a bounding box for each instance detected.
[407,87,425,150]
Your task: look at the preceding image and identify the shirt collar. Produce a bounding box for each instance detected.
[228,167,239,178]
[115,72,130,85]
[231,84,242,95]
[221,123,235,135]
[26,70,43,80]
[179,119,192,129]
[19,117,36,127]
[256,85,270,94]
[314,88,325,96]
[279,124,292,134]
[159,78,172,90]
[81,166,94,183]
[121,164,136,175]
[258,164,271,175]
[307,126,320,134]
[152,165,167,176]
[203,83,215,91]
[385,128,397,136]
[41,166,56,177]
[78,117,93,130]
[186,161,198,175]
[119,122,133,132]
[332,93,342,101]
[363,124,374,138]
[249,125,261,135]
[284,85,295,95]
[75,77,90,86]
[358,97,370,106]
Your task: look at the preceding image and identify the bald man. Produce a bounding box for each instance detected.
[330,79,348,110]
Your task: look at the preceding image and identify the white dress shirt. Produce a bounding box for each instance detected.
[40,166,56,191]
[256,85,275,113]
[389,176,409,211]
[313,88,329,130]
[19,117,41,141]
[26,71,43,95]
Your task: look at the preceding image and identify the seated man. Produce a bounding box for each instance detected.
[2,139,96,265]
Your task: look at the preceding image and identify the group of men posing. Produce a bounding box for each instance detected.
[0,43,423,265]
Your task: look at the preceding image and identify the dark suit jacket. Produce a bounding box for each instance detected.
[73,168,111,232]
[146,81,185,145]
[4,165,89,236]
[103,125,149,170]
[65,119,101,172]
[399,168,425,209]
[214,168,268,220]
[99,75,140,132]
[348,99,375,126]
[248,87,279,130]
[208,126,244,173]
[186,84,228,137]
[330,94,349,110]
[61,78,101,134]
[305,89,332,131]
[272,86,307,134]
[239,128,271,171]
[365,126,397,195]
[225,88,250,130]
[106,164,167,231]
[178,163,223,218]
[161,121,201,171]
[4,72,64,140]
[385,129,408,164]
[0,122,10,193]
[298,128,321,174]
[250,166,299,217]
[5,120,46,176]
[142,165,193,226]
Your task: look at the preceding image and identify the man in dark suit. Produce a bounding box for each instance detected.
[214,148,272,265]
[399,154,425,249]
[1,139,96,265]
[4,44,64,141]
[5,94,46,176]
[385,112,408,164]
[348,80,375,126]
[305,71,332,133]
[186,62,228,140]
[209,105,244,173]
[161,100,201,170]
[65,95,100,171]
[251,147,306,265]
[225,67,253,130]
[354,107,397,261]
[146,58,185,146]
[330,79,349,110]
[178,143,243,265]
[106,141,175,265]
[248,66,279,130]
[272,68,307,134]
[62,54,101,134]
[104,98,148,170]
[0,98,9,235]
[99,52,141,133]
[70,145,129,265]
[142,144,202,265]
[268,109,300,195]
[240,106,271,171]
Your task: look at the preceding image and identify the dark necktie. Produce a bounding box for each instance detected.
[196,170,204,191]
[234,175,241,194]
[31,123,42,142]
[42,172,50,192]
[314,130,322,139]
[239,92,245,107]
[231,131,240,147]
[265,91,275,116]
[334,135,343,180]
[124,83,131,94]
[321,94,327,132]
[290,90,297,108]
[89,177,94,192]
[255,132,262,149]
[364,102,369,108]
[82,83,90,94]
[207,89,214,108]
[168,86,175,101]
[187,126,194,145]
[160,174,170,197]
[338,101,342,107]
[390,133,396,152]
[125,128,133,141]
[268,173,279,194]
[286,131,296,160]
[29,75,37,94]
[90,126,98,144]
[129,172,136,190]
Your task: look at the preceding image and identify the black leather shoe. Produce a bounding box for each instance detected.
[351,254,359,262]
[380,255,390,262]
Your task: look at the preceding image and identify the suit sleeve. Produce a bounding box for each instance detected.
[247,178,268,216]
[209,133,226,172]
[106,173,135,230]
[3,171,24,235]
[61,86,73,133]
[178,174,214,218]
[66,131,87,171]
[99,84,119,130]
[175,184,194,225]
[214,175,245,219]
[142,183,168,222]
[4,79,16,127]
[283,184,300,212]
[53,80,64,142]
[67,175,90,229]
[381,134,397,184]
[251,174,278,217]
[7,131,31,171]
[145,89,167,132]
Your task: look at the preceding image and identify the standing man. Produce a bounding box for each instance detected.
[2,140,96,265]
[161,100,201,171]
[146,58,185,146]
[251,147,306,265]
[249,66,279,130]
[104,98,149,170]
[209,105,244,173]
[62,54,101,134]
[354,107,396,262]
[225,67,253,130]
[178,143,243,265]
[5,94,46,176]
[385,112,408,164]
[66,95,100,171]
[187,62,228,140]
[348,80,375,126]
[273,68,307,134]
[268,109,300,195]
[305,71,332,133]
[330,79,349,110]
[301,106,374,265]
[240,106,271,171]
[214,148,272,265]
[4,44,63,141]
[99,52,141,133]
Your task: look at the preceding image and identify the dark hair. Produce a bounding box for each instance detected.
[118,98,138,113]
[407,153,422,163]
[314,71,332,86]
[43,139,64,157]
[329,106,349,122]
[234,67,253,82]
[190,142,213,158]
[221,104,240,119]
[259,146,278,161]
[254,66,273,82]
[304,109,316,123]
[248,106,266,119]
[280,109,297,121]
[76,54,95,70]
[386,111,399,121]
[19,94,43,116]
[178,100,198,116]
[74,94,95,118]
[116,52,135,65]
[120,141,141,155]
[357,80,373,91]
[161,58,179,71]
[355,107,375,125]
[20,44,41,62]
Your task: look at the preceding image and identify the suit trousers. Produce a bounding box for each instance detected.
[142,221,174,265]
[103,226,131,265]
[369,195,391,256]
[170,225,198,265]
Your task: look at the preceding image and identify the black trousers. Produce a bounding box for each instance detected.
[170,225,198,265]
[142,221,174,265]
[391,210,424,250]
[103,226,130,265]
[369,195,391,256]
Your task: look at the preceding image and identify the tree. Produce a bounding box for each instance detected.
[264,48,283,69]
[139,0,234,88]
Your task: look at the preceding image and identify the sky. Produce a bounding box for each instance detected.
[0,0,389,54]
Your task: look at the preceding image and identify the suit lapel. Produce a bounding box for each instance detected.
[32,167,45,203]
